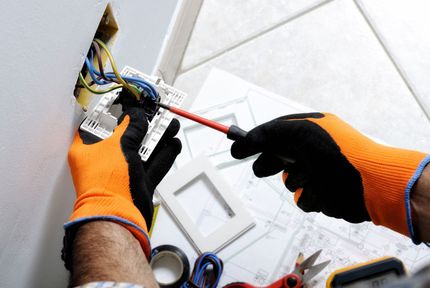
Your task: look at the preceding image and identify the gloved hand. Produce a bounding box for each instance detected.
[231,113,430,241]
[65,107,181,260]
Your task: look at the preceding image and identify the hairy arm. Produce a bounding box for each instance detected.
[412,165,430,242]
[70,221,159,287]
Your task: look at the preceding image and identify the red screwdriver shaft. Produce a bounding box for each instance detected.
[157,102,295,164]
[158,102,236,137]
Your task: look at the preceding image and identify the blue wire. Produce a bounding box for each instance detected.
[120,74,158,98]
[108,73,158,99]
[182,252,223,288]
[89,50,113,85]
[83,52,158,100]
[85,58,110,85]
[207,253,223,285]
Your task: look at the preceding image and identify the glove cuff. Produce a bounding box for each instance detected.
[405,155,430,243]
[360,146,428,237]
[65,189,151,259]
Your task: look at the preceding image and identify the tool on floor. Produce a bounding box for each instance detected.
[326,256,406,288]
[156,102,248,141]
[224,250,330,288]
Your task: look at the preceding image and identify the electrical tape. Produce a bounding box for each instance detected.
[150,245,190,288]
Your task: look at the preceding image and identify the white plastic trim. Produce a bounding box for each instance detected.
[156,155,256,253]
[79,66,187,161]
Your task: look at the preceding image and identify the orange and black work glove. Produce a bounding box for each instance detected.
[62,107,181,269]
[231,113,430,243]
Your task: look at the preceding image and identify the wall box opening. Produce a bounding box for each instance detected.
[74,4,119,108]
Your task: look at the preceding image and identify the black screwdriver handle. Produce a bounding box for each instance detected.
[227,125,248,141]
[227,125,295,165]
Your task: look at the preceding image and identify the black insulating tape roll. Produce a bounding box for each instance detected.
[150,245,190,288]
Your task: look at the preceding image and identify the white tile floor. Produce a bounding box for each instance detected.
[175,0,430,152]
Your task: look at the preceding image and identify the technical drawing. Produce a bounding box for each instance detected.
[151,69,430,287]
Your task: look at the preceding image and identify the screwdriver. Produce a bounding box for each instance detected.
[156,102,248,141]
[157,102,295,164]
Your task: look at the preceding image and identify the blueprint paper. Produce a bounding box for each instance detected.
[151,68,430,287]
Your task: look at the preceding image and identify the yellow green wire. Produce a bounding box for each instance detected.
[129,85,142,97]
[94,38,141,100]
[79,73,123,94]
[149,204,160,237]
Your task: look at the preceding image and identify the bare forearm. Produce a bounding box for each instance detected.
[412,165,430,242]
[71,221,158,287]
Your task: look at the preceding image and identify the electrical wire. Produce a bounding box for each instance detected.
[78,73,123,94]
[84,49,157,99]
[93,38,141,99]
[182,253,224,288]
[77,38,158,101]
[85,60,158,100]
[115,74,158,98]
[92,41,109,81]
[85,56,109,86]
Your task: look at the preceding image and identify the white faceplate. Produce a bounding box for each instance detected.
[156,155,255,253]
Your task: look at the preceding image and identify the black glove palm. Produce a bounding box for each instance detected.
[231,113,370,223]
[80,107,182,228]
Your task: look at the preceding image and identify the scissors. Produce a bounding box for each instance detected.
[223,250,330,288]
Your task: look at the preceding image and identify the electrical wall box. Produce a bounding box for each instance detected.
[81,66,187,161]
[74,4,119,107]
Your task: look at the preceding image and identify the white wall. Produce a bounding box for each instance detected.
[0,1,179,287]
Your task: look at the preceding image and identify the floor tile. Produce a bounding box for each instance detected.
[175,0,430,152]
[182,0,325,70]
[357,0,430,117]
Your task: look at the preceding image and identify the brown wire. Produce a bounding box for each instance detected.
[92,41,109,81]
